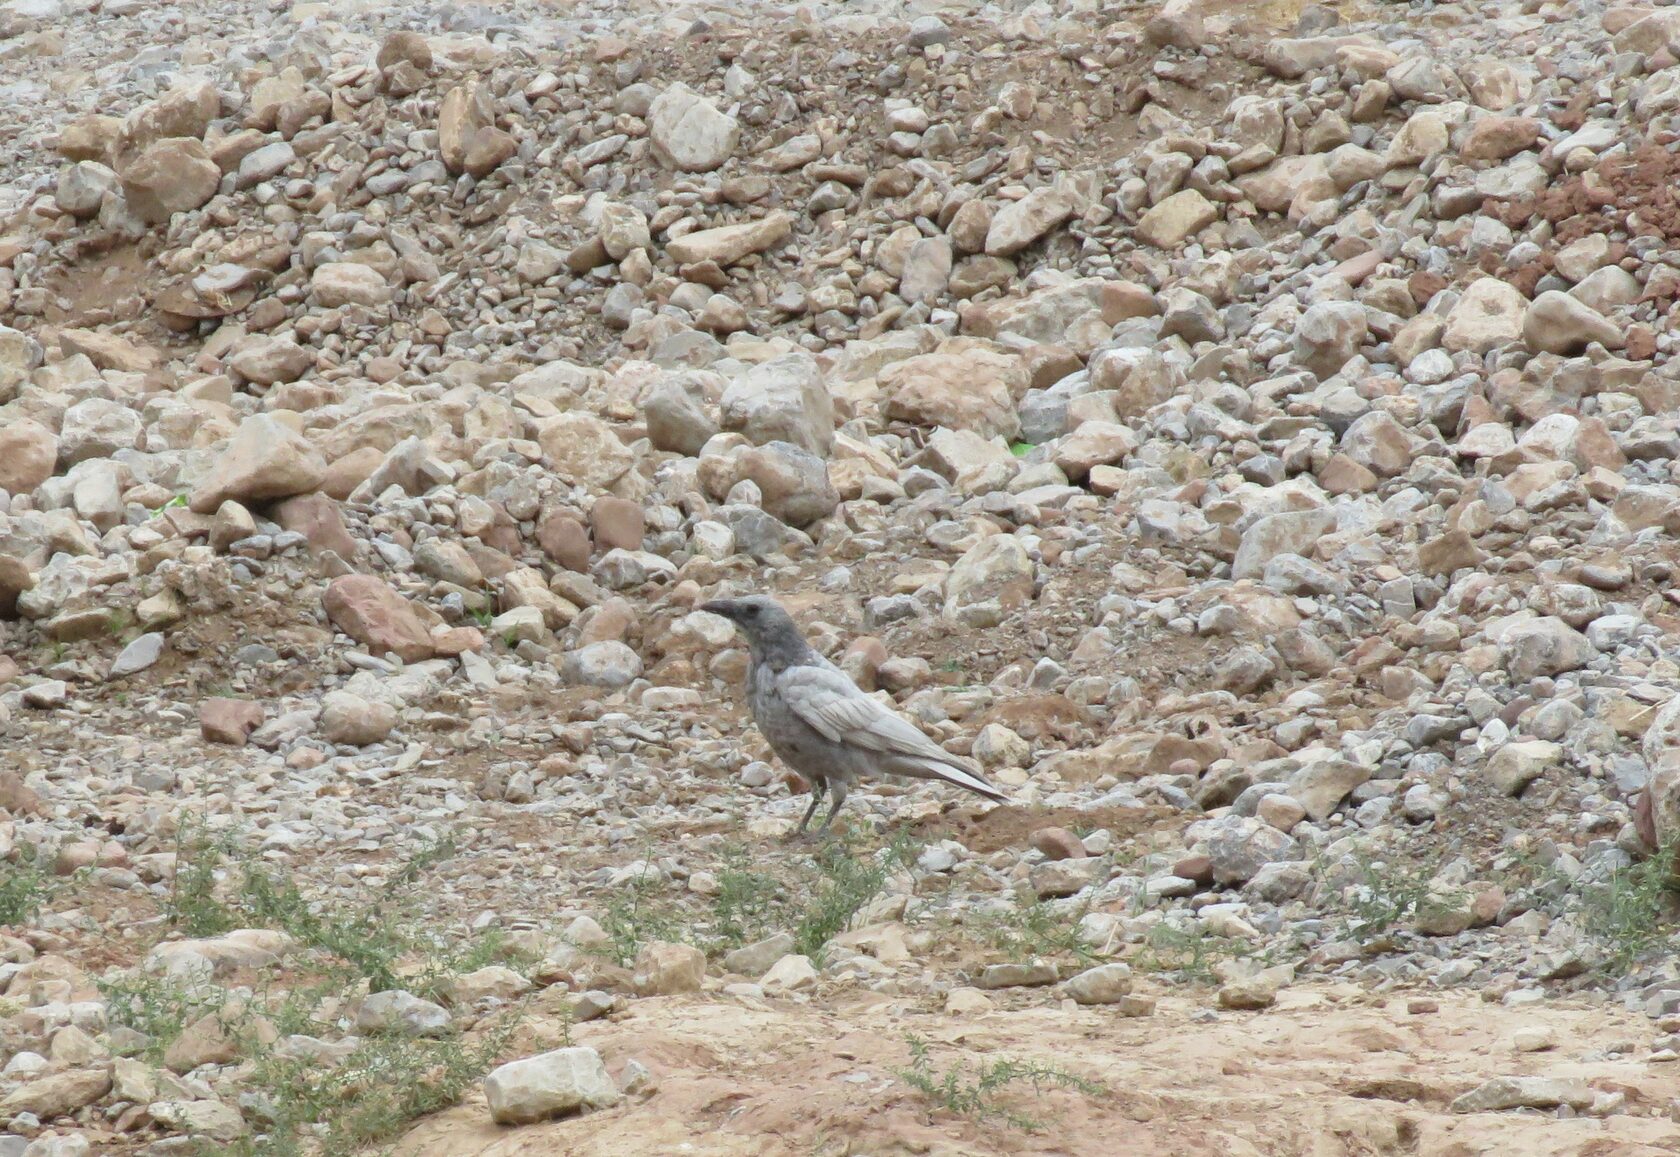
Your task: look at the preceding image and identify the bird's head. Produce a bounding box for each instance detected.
[699,596,803,655]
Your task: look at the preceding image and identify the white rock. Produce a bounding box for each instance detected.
[484,1046,620,1125]
[648,84,739,171]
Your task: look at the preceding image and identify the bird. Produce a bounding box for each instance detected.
[700,595,1010,836]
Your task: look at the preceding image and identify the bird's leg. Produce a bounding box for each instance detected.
[817,779,849,833]
[791,779,826,837]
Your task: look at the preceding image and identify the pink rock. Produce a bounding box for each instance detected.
[200,698,266,746]
[322,575,435,662]
[272,492,358,559]
[589,497,645,553]
[1030,826,1087,862]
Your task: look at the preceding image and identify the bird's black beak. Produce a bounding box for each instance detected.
[700,599,739,620]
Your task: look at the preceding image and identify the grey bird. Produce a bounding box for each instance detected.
[701,596,1010,835]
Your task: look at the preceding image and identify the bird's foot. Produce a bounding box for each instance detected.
[781,828,818,846]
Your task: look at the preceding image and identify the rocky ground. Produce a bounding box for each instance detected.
[6,0,1680,1152]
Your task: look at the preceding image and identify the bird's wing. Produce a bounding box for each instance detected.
[777,664,1009,802]
[776,663,956,760]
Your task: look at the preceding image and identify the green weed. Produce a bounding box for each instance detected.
[1543,838,1680,976]
[979,897,1102,966]
[1131,921,1255,983]
[793,831,919,964]
[232,1014,517,1157]
[600,861,685,967]
[98,972,226,1063]
[894,1032,1104,1131]
[709,850,786,950]
[0,847,55,926]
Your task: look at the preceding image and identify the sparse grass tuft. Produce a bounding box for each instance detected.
[979,897,1103,966]
[600,860,686,967]
[1131,921,1254,983]
[1563,838,1680,975]
[596,832,922,967]
[0,847,55,926]
[710,848,786,950]
[141,820,525,1155]
[164,822,461,993]
[98,972,226,1063]
[259,1027,512,1156]
[894,1033,1104,1131]
[1341,855,1438,939]
[233,1013,517,1157]
[164,822,241,937]
[793,831,919,964]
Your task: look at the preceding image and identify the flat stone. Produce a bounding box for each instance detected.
[666,213,791,266]
[985,188,1075,256]
[977,960,1059,988]
[109,632,166,679]
[355,989,451,1037]
[322,575,436,663]
[1451,1076,1593,1114]
[648,83,739,171]
[1136,188,1218,248]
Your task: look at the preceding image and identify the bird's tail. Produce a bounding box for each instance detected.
[891,754,1011,803]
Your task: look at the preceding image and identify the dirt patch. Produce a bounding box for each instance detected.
[1494,140,1680,247]
[914,802,1178,855]
[383,984,1680,1157]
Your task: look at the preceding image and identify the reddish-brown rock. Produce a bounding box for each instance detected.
[201,698,266,746]
[537,509,591,572]
[0,770,41,816]
[589,497,645,553]
[0,419,58,497]
[431,626,485,656]
[272,493,359,559]
[1174,855,1215,884]
[322,575,436,662]
[320,447,384,500]
[1030,826,1087,862]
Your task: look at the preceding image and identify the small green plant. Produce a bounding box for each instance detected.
[710,849,786,951]
[600,860,685,967]
[1319,851,1442,944]
[1131,922,1255,983]
[1565,840,1680,975]
[894,1033,1104,1131]
[979,897,1102,965]
[164,821,240,937]
[98,972,227,1062]
[468,605,494,628]
[165,823,463,992]
[1008,441,1035,457]
[138,819,525,1156]
[233,1014,517,1157]
[162,493,189,509]
[0,848,55,926]
[793,831,919,963]
[106,608,134,637]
